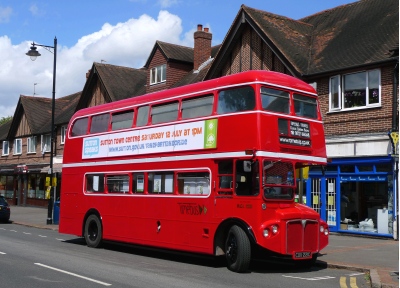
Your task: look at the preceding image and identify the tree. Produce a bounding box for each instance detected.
[0,116,12,125]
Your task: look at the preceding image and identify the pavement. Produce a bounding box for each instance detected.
[6,205,400,288]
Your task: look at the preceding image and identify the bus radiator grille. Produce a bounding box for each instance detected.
[286,219,319,255]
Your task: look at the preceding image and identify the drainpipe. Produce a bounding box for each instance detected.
[391,62,399,240]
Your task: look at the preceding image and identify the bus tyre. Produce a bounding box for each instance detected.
[84,215,102,248]
[225,225,251,273]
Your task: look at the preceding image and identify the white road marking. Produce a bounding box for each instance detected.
[34,263,112,286]
[0,228,5,230]
[23,232,32,235]
[10,230,17,232]
[348,272,364,276]
[0,251,6,255]
[55,238,65,241]
[38,235,47,238]
[282,275,335,280]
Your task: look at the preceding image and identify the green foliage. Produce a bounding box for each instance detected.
[0,116,12,125]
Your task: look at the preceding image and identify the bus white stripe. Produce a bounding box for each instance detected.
[63,151,326,169]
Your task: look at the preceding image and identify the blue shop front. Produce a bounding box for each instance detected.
[305,156,396,238]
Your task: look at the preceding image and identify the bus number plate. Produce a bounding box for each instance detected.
[294,252,311,259]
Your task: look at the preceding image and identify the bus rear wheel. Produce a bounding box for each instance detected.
[225,225,251,273]
[84,214,102,248]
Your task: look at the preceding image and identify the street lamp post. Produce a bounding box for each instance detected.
[26,37,57,225]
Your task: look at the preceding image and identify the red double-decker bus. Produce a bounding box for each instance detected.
[60,70,329,272]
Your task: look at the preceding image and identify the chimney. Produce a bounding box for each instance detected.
[194,24,212,70]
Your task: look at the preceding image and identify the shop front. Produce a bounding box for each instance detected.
[0,164,59,207]
[306,156,396,238]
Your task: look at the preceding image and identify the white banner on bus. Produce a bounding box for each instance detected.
[82,119,218,159]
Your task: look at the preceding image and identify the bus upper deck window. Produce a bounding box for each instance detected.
[151,102,179,124]
[293,94,318,119]
[111,110,134,130]
[90,113,110,134]
[217,86,255,114]
[261,87,289,114]
[71,117,89,137]
[181,95,213,119]
[136,105,149,127]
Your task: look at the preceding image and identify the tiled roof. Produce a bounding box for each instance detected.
[54,92,81,125]
[94,63,147,101]
[0,120,11,141]
[20,96,52,135]
[300,0,398,74]
[157,41,194,63]
[208,0,398,78]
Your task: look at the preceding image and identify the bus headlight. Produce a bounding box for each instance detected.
[271,225,278,234]
[320,225,324,233]
[263,229,269,237]
[324,228,329,236]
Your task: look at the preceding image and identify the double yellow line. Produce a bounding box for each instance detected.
[340,276,358,288]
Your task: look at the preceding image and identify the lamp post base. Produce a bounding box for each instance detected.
[46,218,53,225]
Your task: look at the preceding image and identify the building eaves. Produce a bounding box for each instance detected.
[54,91,81,125]
[0,120,12,141]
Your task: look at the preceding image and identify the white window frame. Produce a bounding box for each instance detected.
[61,126,67,144]
[13,138,22,155]
[329,69,381,112]
[2,141,9,156]
[41,134,51,153]
[27,136,37,154]
[150,64,166,85]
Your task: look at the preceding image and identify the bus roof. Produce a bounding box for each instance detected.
[72,70,316,118]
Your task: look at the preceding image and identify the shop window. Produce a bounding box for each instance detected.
[148,172,174,194]
[340,165,355,173]
[375,164,392,172]
[357,165,373,172]
[177,172,210,195]
[0,175,6,196]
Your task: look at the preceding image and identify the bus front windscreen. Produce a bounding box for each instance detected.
[262,160,294,200]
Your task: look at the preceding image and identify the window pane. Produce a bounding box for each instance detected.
[107,175,129,193]
[86,174,104,193]
[136,106,149,127]
[261,87,289,113]
[368,70,380,104]
[90,113,110,134]
[28,137,36,153]
[150,68,156,84]
[293,94,318,119]
[148,172,174,194]
[133,173,145,193]
[330,76,340,109]
[2,141,9,155]
[71,117,88,136]
[217,86,255,114]
[182,95,213,119]
[156,66,162,83]
[343,72,366,108]
[177,172,210,195]
[152,102,178,124]
[111,111,134,130]
[160,65,166,82]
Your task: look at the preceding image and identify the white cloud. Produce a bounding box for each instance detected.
[0,10,193,119]
[157,0,179,8]
[0,6,12,23]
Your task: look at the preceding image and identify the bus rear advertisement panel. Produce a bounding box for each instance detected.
[60,71,329,273]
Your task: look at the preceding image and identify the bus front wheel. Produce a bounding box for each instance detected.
[225,225,251,273]
[84,214,102,248]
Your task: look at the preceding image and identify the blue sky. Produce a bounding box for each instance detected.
[0,0,356,119]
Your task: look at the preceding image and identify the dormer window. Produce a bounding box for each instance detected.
[150,64,166,85]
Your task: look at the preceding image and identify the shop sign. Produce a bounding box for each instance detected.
[340,175,386,182]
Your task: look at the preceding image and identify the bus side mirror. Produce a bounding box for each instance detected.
[243,161,252,172]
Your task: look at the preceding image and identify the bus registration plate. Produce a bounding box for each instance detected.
[294,252,311,259]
